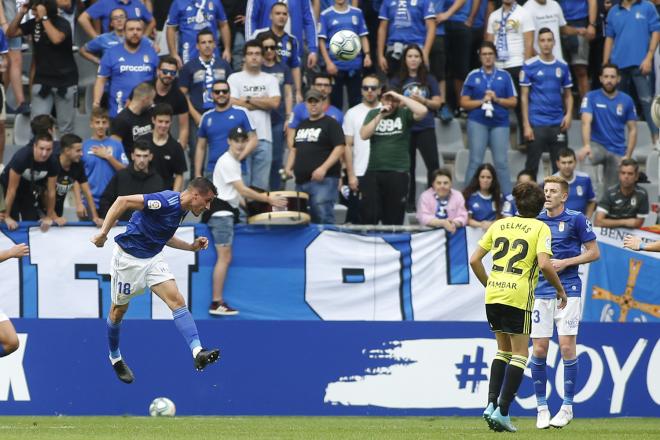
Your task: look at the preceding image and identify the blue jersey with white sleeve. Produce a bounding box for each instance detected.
[318,6,368,71]
[580,89,637,156]
[98,41,158,117]
[462,68,517,127]
[197,106,255,173]
[84,32,123,56]
[288,102,344,129]
[605,0,660,69]
[466,192,499,221]
[167,0,227,65]
[379,0,435,46]
[554,170,596,214]
[535,208,596,298]
[115,191,186,258]
[87,0,153,33]
[82,137,128,207]
[501,193,517,217]
[520,56,573,127]
[246,0,317,56]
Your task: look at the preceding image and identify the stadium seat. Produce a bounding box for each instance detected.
[75,52,99,88]
[73,112,92,139]
[453,148,493,189]
[508,150,527,181]
[435,118,465,160]
[13,114,31,146]
[645,151,659,184]
[334,204,347,224]
[567,120,582,151]
[630,121,654,162]
[2,143,21,164]
[640,182,659,226]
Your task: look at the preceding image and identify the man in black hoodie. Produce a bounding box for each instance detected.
[99,139,165,221]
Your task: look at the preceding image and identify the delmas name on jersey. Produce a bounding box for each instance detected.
[295,128,322,142]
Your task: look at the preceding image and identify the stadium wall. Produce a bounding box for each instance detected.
[0,320,658,416]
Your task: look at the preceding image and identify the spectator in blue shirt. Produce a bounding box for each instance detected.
[166,0,232,67]
[460,41,518,195]
[377,0,436,76]
[463,163,504,231]
[554,147,596,217]
[502,169,537,217]
[94,18,158,117]
[521,28,573,180]
[80,8,128,64]
[578,63,637,190]
[318,0,371,109]
[79,0,156,38]
[179,28,233,165]
[604,0,660,144]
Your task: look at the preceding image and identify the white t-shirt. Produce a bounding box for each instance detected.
[487,4,536,69]
[212,151,242,217]
[227,70,281,142]
[342,103,376,177]
[523,0,566,62]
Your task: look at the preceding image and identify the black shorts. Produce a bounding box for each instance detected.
[486,303,532,335]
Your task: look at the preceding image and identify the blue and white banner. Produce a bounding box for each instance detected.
[0,320,657,416]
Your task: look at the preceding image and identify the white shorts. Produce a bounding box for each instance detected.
[530,297,581,338]
[111,245,175,306]
[0,309,8,322]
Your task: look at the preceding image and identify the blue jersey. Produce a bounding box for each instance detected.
[520,56,573,127]
[262,62,293,125]
[502,193,517,217]
[253,28,301,70]
[179,56,233,113]
[246,0,318,55]
[318,6,368,71]
[115,191,186,258]
[535,208,596,298]
[554,170,596,214]
[580,89,637,156]
[82,137,128,207]
[288,102,344,129]
[390,74,440,132]
[86,0,153,32]
[462,68,517,127]
[466,192,499,221]
[98,40,158,117]
[558,0,587,21]
[166,0,227,65]
[0,27,8,54]
[379,0,435,46]
[444,0,472,23]
[605,1,660,69]
[197,106,255,173]
[433,0,447,35]
[84,32,123,56]
[473,0,489,28]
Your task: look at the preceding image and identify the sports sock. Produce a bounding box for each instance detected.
[106,317,122,360]
[529,355,548,407]
[172,306,202,357]
[563,358,578,406]
[488,351,512,407]
[498,354,527,416]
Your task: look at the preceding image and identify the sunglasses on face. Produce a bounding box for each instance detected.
[212,89,230,95]
[160,69,177,76]
[263,45,277,51]
[362,85,379,91]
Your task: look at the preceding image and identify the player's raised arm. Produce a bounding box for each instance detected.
[91,195,145,247]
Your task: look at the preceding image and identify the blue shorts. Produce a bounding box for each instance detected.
[8,37,22,51]
[208,215,234,246]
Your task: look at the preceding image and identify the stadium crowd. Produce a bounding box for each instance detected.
[0,0,657,310]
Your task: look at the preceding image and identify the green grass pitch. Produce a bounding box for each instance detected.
[0,416,658,439]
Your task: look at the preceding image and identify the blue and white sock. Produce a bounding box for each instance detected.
[173,307,202,358]
[107,317,122,362]
[563,358,578,406]
[529,355,548,407]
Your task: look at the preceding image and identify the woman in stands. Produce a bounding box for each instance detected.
[460,41,517,195]
[463,163,504,231]
[416,168,467,232]
[389,44,442,211]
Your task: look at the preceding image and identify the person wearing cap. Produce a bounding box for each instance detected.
[208,126,286,316]
[284,88,345,224]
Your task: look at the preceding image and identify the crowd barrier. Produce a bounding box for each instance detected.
[0,320,657,416]
[0,223,659,322]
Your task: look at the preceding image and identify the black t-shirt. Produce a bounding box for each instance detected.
[153,0,174,30]
[153,80,189,115]
[292,115,344,184]
[598,184,649,219]
[55,158,87,216]
[0,145,59,193]
[136,134,187,189]
[111,107,153,156]
[20,17,78,87]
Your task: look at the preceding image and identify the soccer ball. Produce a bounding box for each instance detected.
[149,397,176,417]
[329,30,361,61]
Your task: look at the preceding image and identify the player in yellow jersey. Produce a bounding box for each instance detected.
[470,182,567,432]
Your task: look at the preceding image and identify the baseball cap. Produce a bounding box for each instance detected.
[305,88,324,101]
[228,126,249,140]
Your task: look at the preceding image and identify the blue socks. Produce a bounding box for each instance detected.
[107,317,121,360]
[530,355,548,407]
[173,307,202,355]
[563,358,578,406]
